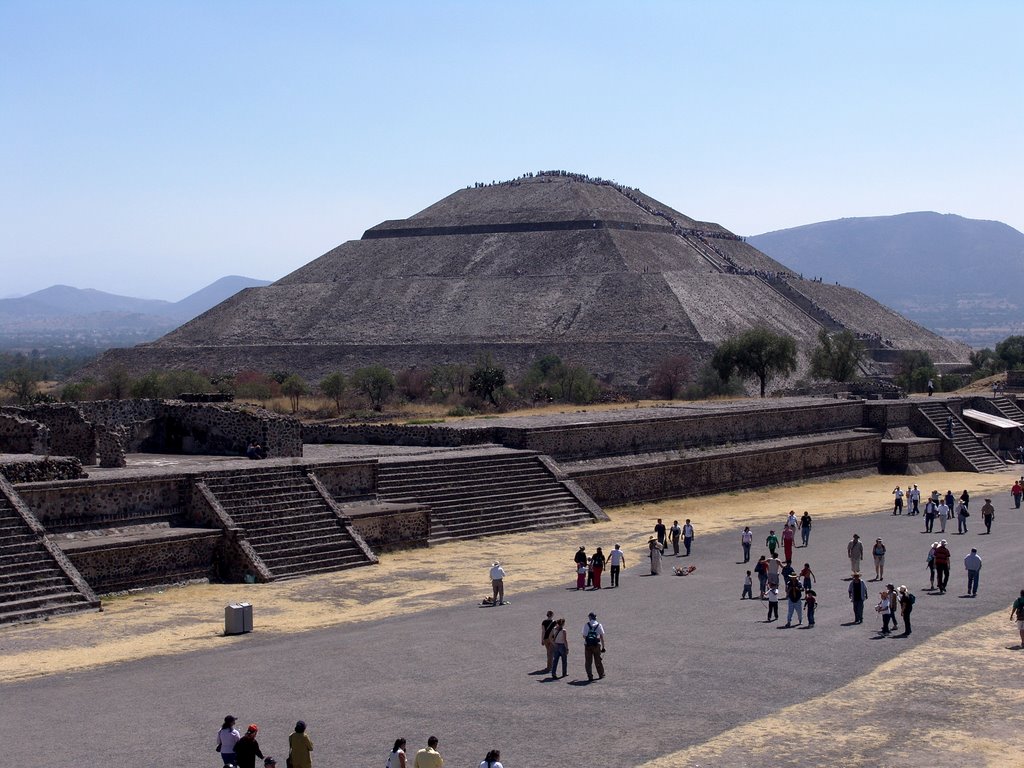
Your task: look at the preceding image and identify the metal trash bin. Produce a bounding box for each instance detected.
[225,602,253,635]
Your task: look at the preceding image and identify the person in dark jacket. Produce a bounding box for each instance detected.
[234,725,264,768]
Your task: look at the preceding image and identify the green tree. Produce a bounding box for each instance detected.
[103,366,132,400]
[894,350,936,393]
[280,374,308,413]
[351,364,396,411]
[319,372,347,415]
[468,356,506,406]
[3,367,37,404]
[711,327,798,398]
[809,329,865,383]
[995,335,1024,370]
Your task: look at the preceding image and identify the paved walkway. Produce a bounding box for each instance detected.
[2,487,1020,766]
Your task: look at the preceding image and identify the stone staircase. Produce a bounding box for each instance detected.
[202,467,374,579]
[991,396,1024,425]
[0,479,99,624]
[915,401,1006,472]
[375,451,599,543]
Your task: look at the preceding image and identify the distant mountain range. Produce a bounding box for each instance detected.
[749,212,1024,348]
[0,276,271,352]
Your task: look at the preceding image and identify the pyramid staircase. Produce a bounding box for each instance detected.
[0,477,99,624]
[915,401,1006,472]
[375,450,601,544]
[991,396,1024,426]
[202,466,375,579]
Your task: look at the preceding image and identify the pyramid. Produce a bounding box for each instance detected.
[96,172,971,389]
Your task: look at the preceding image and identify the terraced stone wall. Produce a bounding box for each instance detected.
[2,404,96,464]
[348,504,430,551]
[303,422,494,448]
[310,461,378,499]
[0,456,85,483]
[571,432,881,505]
[17,476,190,532]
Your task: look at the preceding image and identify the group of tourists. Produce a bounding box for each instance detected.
[540,609,606,682]
[572,543,626,588]
[215,716,309,768]
[891,485,995,534]
[385,736,503,768]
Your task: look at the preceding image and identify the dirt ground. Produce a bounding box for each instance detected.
[0,470,1010,684]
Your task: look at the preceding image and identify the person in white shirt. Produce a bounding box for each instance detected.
[608,544,625,588]
[489,562,506,605]
[937,501,950,533]
[479,749,503,768]
[741,526,753,562]
[682,519,695,556]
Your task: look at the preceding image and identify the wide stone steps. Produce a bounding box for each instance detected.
[203,468,373,579]
[916,402,1006,472]
[377,453,596,543]
[993,396,1024,423]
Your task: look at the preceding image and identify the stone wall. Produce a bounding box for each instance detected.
[347,503,430,551]
[303,422,493,448]
[502,401,865,460]
[863,401,912,431]
[63,531,221,594]
[570,433,880,505]
[0,456,85,483]
[880,439,942,473]
[309,461,377,499]
[18,476,190,532]
[0,411,50,454]
[1,404,95,464]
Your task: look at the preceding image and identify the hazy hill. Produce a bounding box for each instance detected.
[0,276,271,351]
[749,212,1024,348]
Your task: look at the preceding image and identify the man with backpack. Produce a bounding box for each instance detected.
[581,612,606,681]
[784,574,804,627]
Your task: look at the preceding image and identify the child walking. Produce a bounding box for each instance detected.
[742,570,753,599]
[766,586,780,621]
[805,589,817,626]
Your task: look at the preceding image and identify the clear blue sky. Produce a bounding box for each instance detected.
[2,1,1021,299]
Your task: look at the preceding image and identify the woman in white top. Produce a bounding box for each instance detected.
[386,738,406,768]
[480,748,504,768]
[216,715,241,766]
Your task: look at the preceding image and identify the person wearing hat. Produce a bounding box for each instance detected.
[848,572,868,624]
[933,540,951,593]
[216,715,240,766]
[648,536,664,575]
[847,534,863,575]
[581,611,606,681]
[980,498,995,534]
[489,561,506,606]
[234,724,264,768]
[871,538,886,581]
[897,585,915,636]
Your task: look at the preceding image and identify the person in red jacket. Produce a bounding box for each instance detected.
[933,540,951,593]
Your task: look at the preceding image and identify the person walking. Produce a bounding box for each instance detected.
[234,725,264,768]
[766,585,780,622]
[960,489,970,511]
[937,499,950,533]
[924,497,937,533]
[799,511,812,547]
[742,570,753,599]
[926,542,938,590]
[804,588,817,627]
[892,485,904,515]
[782,525,795,562]
[669,520,682,556]
[590,547,605,589]
[964,548,982,596]
[414,736,443,768]
[741,526,753,563]
[980,498,994,534]
[875,588,894,634]
[1011,479,1023,510]
[909,485,921,515]
[898,585,915,636]
[799,562,816,591]
[957,501,970,535]
[648,537,664,575]
[489,562,506,605]
[549,618,568,679]
[288,721,313,768]
[847,534,864,575]
[934,540,951,593]
[754,555,768,598]
[1011,590,1024,648]
[765,530,780,559]
[682,519,695,556]
[654,518,667,550]
[784,574,804,627]
[849,572,868,624]
[871,538,886,581]
[766,554,783,591]
[479,749,503,768]
[541,610,556,670]
[945,490,956,517]
[581,612,606,681]
[386,739,408,768]
[886,583,900,633]
[608,543,625,587]
[216,715,241,767]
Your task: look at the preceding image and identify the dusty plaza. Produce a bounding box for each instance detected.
[1,419,1022,766]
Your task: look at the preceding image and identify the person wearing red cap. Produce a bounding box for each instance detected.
[234,724,264,768]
